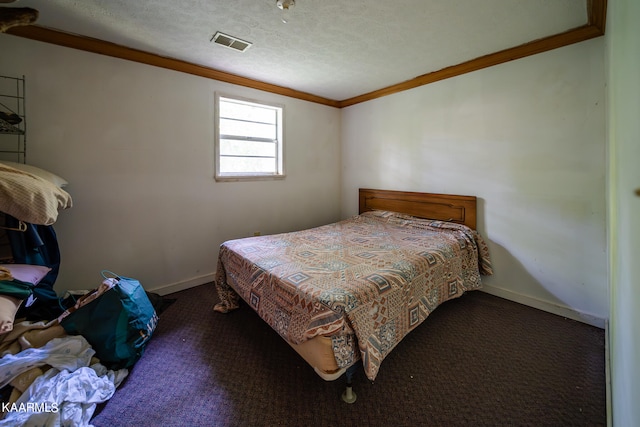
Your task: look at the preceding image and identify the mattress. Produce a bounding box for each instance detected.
[214,209,493,381]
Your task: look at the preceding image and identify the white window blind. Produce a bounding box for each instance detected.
[215,94,284,181]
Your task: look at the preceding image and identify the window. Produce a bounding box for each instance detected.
[215,93,284,181]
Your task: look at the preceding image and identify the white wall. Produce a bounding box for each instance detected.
[341,38,608,325]
[0,31,609,326]
[0,35,342,294]
[606,0,640,424]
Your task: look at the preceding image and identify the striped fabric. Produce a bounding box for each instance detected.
[0,163,72,225]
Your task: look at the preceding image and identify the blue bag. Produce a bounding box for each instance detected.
[59,271,158,369]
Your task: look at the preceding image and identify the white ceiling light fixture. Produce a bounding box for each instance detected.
[276,0,295,24]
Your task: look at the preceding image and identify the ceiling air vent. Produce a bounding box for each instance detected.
[211,32,252,52]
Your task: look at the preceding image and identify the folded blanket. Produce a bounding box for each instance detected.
[0,163,72,225]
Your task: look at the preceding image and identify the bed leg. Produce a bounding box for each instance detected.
[341,363,359,404]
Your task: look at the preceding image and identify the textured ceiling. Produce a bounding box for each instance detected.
[7,0,589,101]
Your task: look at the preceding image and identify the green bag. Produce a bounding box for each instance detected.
[59,271,158,369]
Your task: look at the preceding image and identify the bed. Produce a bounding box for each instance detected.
[214,188,492,393]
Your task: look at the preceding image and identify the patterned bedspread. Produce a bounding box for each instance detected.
[214,210,492,381]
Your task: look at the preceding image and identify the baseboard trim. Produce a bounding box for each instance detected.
[480,284,606,329]
[147,272,215,296]
[148,276,607,329]
[148,276,608,329]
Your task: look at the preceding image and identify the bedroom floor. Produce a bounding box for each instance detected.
[91,284,606,427]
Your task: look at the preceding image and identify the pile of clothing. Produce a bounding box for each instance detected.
[0,319,128,426]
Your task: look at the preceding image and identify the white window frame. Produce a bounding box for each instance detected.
[214,93,285,181]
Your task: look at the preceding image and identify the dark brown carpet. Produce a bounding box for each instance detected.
[91,284,606,427]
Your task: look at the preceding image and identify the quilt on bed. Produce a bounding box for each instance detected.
[214,210,492,380]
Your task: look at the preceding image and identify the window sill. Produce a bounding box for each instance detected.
[214,174,286,182]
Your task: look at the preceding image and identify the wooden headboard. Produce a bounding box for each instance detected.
[359,188,477,230]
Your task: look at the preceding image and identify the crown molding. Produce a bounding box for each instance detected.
[6,25,341,108]
[6,0,606,109]
[339,0,607,107]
